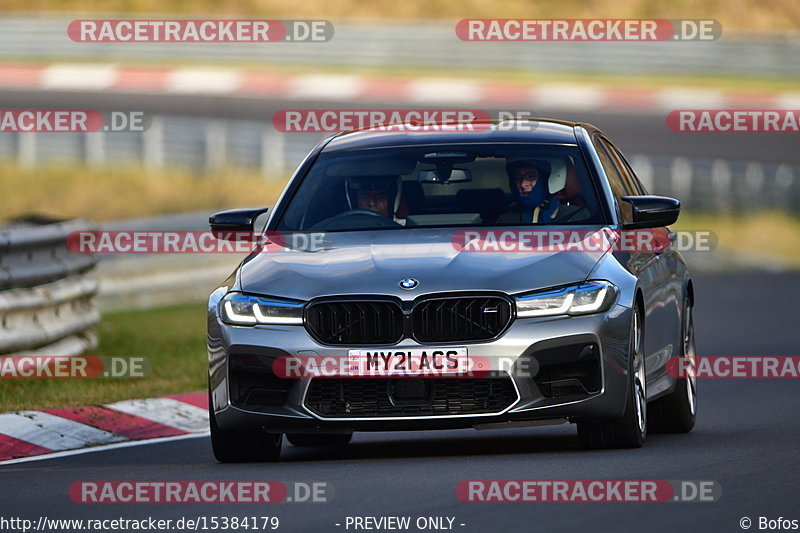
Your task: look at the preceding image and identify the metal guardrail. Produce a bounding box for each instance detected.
[630,155,799,212]
[1,115,798,212]
[0,17,799,78]
[0,218,99,356]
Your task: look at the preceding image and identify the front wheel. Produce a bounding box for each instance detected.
[577,306,646,449]
[209,394,282,463]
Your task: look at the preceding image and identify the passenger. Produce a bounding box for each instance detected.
[499,160,560,224]
[498,160,589,224]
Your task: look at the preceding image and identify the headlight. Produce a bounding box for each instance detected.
[220,292,304,325]
[514,281,617,318]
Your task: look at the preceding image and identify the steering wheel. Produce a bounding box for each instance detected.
[335,209,390,218]
[309,209,400,230]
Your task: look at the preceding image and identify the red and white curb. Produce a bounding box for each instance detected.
[0,391,208,464]
[1,63,798,112]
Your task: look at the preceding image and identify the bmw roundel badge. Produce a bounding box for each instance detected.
[399,278,419,290]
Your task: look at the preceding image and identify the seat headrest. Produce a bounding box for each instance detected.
[548,158,567,195]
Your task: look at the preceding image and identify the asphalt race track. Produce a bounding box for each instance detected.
[1,272,798,533]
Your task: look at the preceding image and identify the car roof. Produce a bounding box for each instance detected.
[322,119,600,152]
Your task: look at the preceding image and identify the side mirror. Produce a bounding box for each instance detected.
[209,207,269,240]
[620,196,680,229]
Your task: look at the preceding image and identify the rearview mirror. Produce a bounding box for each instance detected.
[417,168,472,184]
[209,207,269,240]
[620,196,680,229]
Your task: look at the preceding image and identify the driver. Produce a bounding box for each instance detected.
[358,186,390,217]
[345,176,403,220]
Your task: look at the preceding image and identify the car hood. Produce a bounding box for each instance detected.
[238,227,609,300]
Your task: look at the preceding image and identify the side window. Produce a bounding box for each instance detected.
[594,138,630,197]
[594,136,634,223]
[608,141,648,195]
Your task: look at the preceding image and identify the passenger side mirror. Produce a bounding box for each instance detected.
[209,207,269,240]
[620,196,680,229]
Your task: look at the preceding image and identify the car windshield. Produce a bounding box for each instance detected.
[276,143,606,231]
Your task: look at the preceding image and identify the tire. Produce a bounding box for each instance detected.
[286,433,353,447]
[209,394,282,463]
[577,306,647,449]
[648,298,697,433]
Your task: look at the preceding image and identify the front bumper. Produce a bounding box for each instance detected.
[208,303,633,433]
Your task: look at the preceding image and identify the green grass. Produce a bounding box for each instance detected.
[0,303,208,412]
[673,210,800,268]
[0,162,287,223]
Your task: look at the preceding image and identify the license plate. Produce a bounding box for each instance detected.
[347,347,469,376]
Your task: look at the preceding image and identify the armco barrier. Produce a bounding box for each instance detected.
[0,218,99,357]
[1,117,796,212]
